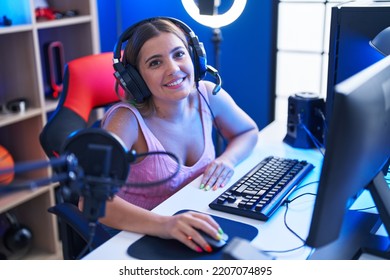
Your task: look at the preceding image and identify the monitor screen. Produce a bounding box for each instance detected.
[325,2,390,135]
[306,53,390,259]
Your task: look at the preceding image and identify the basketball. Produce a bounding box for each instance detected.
[0,145,15,185]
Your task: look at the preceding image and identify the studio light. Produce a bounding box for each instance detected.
[181,0,247,29]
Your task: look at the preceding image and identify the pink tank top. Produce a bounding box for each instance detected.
[101,86,216,210]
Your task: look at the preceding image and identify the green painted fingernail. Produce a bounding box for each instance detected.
[200,183,205,189]
[204,185,211,191]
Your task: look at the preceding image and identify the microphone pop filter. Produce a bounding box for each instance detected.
[62,128,130,182]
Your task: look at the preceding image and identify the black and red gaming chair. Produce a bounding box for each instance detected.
[40,52,120,158]
[39,52,120,259]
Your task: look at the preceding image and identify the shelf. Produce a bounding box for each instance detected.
[0,108,43,127]
[0,0,100,260]
[0,185,54,214]
[36,15,93,29]
[0,24,33,35]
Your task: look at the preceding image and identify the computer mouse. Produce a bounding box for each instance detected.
[199,231,229,250]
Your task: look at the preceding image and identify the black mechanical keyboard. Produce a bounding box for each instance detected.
[209,156,315,221]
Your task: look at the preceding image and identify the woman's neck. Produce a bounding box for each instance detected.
[151,94,195,123]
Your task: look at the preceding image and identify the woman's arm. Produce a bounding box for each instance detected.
[200,81,259,190]
[96,196,223,253]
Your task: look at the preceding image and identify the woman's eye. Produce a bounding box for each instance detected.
[175,51,185,58]
[149,60,161,68]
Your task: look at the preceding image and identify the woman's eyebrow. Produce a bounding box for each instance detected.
[144,54,162,65]
[144,46,185,65]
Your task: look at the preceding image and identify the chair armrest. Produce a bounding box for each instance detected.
[48,202,111,248]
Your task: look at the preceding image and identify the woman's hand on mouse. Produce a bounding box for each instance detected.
[157,211,224,253]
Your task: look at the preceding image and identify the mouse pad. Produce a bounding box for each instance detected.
[127,209,258,260]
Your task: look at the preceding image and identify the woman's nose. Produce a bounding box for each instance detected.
[166,59,181,74]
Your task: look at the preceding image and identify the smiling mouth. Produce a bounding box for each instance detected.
[165,77,185,87]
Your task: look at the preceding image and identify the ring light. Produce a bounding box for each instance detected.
[181,0,247,28]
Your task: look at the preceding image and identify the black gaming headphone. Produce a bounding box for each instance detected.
[112,17,221,103]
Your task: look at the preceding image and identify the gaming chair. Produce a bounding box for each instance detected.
[39,52,119,259]
[40,52,120,158]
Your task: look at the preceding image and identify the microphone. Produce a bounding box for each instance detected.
[206,65,222,95]
[61,128,132,222]
[61,128,181,222]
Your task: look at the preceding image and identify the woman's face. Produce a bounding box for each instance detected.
[138,32,194,102]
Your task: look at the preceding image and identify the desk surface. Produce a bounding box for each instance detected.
[83,121,375,260]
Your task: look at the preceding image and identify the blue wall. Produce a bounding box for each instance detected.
[97,0,276,130]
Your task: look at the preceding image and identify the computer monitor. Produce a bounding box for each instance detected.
[306,53,390,259]
[325,2,390,135]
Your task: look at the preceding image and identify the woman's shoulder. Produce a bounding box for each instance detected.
[102,102,140,126]
[198,80,215,95]
[106,102,141,117]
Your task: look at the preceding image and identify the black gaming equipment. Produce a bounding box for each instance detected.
[112,16,222,103]
[59,128,132,223]
[0,212,33,259]
[324,3,390,142]
[306,54,390,259]
[283,92,325,149]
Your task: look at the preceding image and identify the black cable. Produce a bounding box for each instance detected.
[196,87,225,141]
[295,180,319,191]
[297,113,325,151]
[279,192,317,247]
[260,181,318,257]
[76,222,96,260]
[122,150,181,187]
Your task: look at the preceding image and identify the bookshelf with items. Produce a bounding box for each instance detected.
[0,0,100,259]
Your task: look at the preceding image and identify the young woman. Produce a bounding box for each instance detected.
[95,18,258,253]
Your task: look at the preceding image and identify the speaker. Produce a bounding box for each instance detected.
[283,92,325,149]
[113,17,208,103]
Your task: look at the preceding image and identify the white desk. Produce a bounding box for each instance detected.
[83,121,380,260]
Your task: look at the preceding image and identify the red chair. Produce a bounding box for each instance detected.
[39,52,119,259]
[40,52,120,158]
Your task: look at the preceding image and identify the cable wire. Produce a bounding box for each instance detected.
[122,150,181,187]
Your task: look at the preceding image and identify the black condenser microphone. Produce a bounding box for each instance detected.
[62,128,134,222]
[62,128,181,222]
[207,65,222,95]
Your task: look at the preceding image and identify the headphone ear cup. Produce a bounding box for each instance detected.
[1,212,33,259]
[125,64,152,102]
[189,43,207,83]
[113,62,152,103]
[4,226,33,255]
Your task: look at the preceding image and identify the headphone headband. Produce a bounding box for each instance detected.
[113,17,196,61]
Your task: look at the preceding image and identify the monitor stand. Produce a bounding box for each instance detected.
[309,210,389,259]
[310,171,390,260]
[355,171,390,259]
